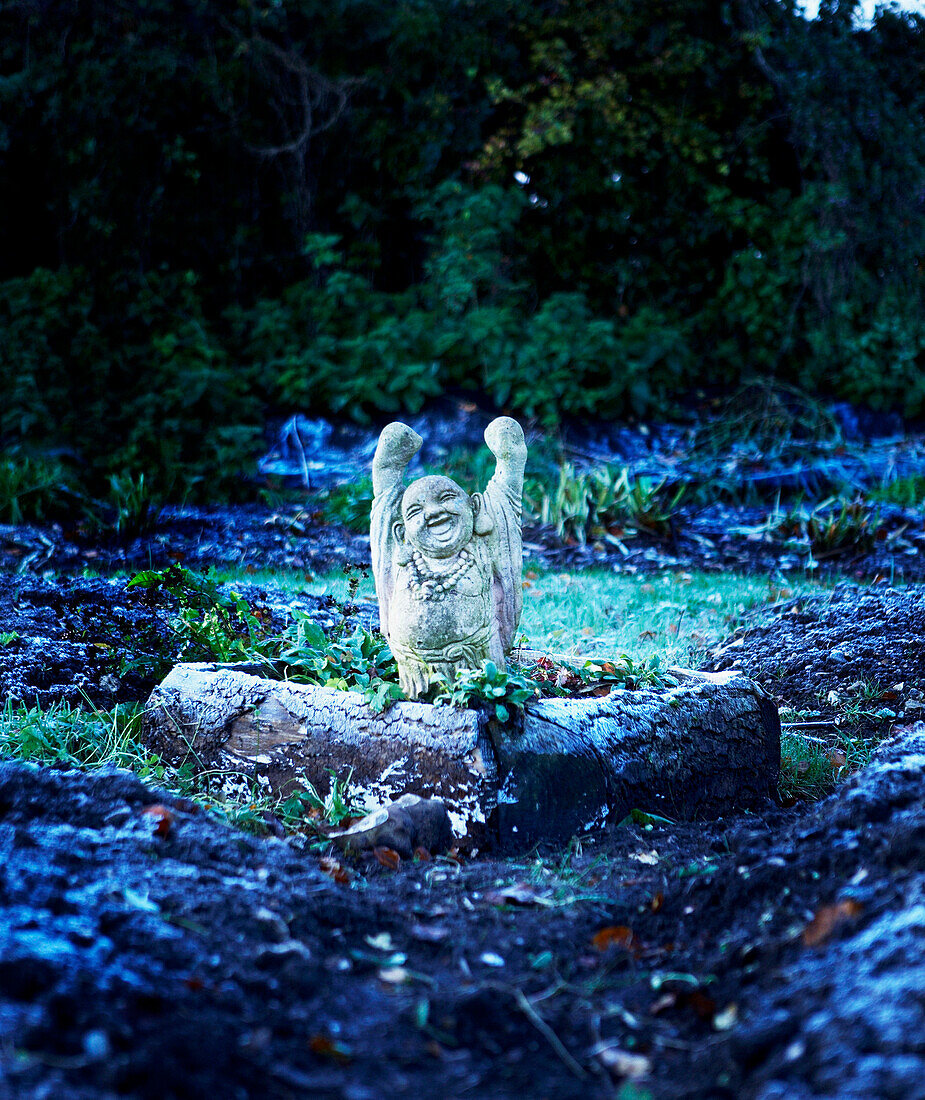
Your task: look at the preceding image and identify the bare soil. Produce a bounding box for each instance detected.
[1,478,924,1097]
[0,724,922,1099]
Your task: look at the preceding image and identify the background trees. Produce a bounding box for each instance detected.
[1,0,923,495]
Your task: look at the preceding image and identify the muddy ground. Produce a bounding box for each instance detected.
[0,724,922,1100]
[1,417,925,1098]
[2,492,925,585]
[1,571,923,1097]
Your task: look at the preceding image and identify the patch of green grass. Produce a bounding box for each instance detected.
[0,699,367,839]
[205,564,378,604]
[870,474,925,508]
[778,727,879,802]
[203,563,831,668]
[211,562,829,670]
[515,568,830,665]
[0,699,168,775]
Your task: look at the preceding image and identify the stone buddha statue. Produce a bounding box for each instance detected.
[370,417,527,700]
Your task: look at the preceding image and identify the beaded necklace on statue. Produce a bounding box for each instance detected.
[407,547,474,601]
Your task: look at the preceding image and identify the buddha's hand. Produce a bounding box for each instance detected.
[484,417,526,463]
[376,422,422,466]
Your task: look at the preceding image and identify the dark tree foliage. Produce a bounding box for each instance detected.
[0,0,923,497]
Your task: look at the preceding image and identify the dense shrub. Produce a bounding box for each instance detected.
[0,0,924,500]
[0,268,264,500]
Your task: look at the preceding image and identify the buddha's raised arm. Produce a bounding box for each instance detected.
[372,422,422,499]
[484,417,527,501]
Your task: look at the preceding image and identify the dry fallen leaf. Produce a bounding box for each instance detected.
[318,856,352,885]
[650,891,664,912]
[374,846,402,870]
[412,846,432,862]
[378,966,410,984]
[649,992,677,1015]
[650,989,716,1021]
[594,1045,651,1081]
[686,990,717,1021]
[802,899,864,947]
[308,1034,352,1064]
[631,849,660,866]
[141,804,174,838]
[485,882,553,908]
[410,923,449,944]
[592,925,637,953]
[713,1003,739,1031]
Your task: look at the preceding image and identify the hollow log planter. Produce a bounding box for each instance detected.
[143,663,780,851]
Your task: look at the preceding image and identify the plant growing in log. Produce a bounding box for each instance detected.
[433,661,541,723]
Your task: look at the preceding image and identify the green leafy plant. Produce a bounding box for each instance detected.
[524,652,678,696]
[315,477,375,533]
[90,471,164,541]
[771,497,882,560]
[606,470,687,540]
[433,660,541,722]
[127,565,278,668]
[279,768,369,829]
[126,566,404,712]
[524,463,685,544]
[578,654,678,692]
[278,615,403,714]
[0,451,84,525]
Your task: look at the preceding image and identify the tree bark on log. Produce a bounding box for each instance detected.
[143,664,779,850]
[491,668,780,847]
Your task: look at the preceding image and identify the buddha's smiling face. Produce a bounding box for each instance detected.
[400,476,474,559]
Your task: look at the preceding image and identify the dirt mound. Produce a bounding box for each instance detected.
[708,582,925,725]
[1,567,923,1096]
[0,723,922,1098]
[0,574,353,709]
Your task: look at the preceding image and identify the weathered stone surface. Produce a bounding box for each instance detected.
[143,663,779,850]
[371,417,526,699]
[329,794,453,858]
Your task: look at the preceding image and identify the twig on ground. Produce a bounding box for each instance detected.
[513,987,586,1079]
